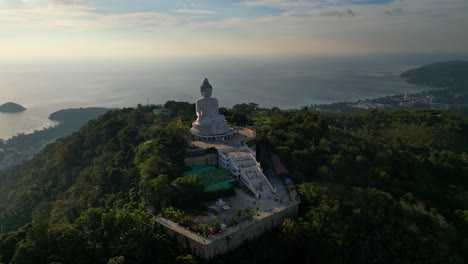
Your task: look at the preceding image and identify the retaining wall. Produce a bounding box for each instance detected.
[156,203,298,260]
[184,153,218,167]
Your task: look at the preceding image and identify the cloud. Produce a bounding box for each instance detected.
[172,9,217,15]
[320,10,343,17]
[385,7,403,15]
[0,0,467,58]
[0,5,192,31]
[347,8,356,16]
[49,0,81,4]
[20,0,82,6]
[319,8,356,17]
[240,0,395,9]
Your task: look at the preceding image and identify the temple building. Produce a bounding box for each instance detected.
[156,78,299,260]
[190,78,235,141]
[188,77,277,198]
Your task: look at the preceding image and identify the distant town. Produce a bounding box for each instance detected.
[312,88,451,112]
[312,61,468,112]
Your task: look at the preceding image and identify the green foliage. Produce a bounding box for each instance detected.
[230,112,249,126]
[0,104,195,264]
[176,254,197,264]
[1,100,468,263]
[212,107,468,263]
[232,103,259,115]
[148,175,172,210]
[292,183,460,263]
[172,175,204,210]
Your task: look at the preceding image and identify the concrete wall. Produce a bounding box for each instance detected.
[157,204,299,260]
[184,153,218,167]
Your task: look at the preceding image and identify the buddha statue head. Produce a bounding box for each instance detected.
[200,77,213,98]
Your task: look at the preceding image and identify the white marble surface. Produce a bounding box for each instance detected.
[191,78,233,136]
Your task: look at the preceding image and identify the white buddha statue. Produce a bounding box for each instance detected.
[191,78,233,138]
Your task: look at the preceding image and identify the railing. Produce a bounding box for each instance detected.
[218,144,276,198]
[260,171,277,194]
[239,169,260,198]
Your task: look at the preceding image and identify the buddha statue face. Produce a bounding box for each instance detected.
[200,78,213,98]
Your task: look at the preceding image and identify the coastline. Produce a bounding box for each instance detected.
[0,110,53,140]
[2,118,59,140]
[0,81,446,140]
[0,107,109,170]
[0,104,61,140]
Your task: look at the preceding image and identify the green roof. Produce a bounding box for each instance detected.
[204,182,232,192]
[183,166,233,192]
[153,108,169,115]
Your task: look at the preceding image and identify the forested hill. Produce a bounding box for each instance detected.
[49,107,109,124]
[0,103,193,263]
[401,60,468,88]
[211,108,468,264]
[0,107,112,171]
[0,101,468,263]
[0,103,26,113]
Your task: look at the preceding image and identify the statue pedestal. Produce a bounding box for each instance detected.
[191,117,234,141]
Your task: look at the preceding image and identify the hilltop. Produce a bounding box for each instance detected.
[401,60,468,88]
[0,102,26,113]
[0,101,467,263]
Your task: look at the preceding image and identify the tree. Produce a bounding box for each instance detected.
[10,239,44,264]
[231,112,248,126]
[172,176,204,210]
[0,230,24,264]
[108,256,125,264]
[176,254,197,264]
[148,175,171,210]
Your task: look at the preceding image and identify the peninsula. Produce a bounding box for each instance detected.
[0,107,109,170]
[312,61,468,112]
[0,102,26,113]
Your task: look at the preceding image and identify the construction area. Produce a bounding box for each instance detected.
[156,126,300,260]
[182,165,233,192]
[156,185,299,260]
[155,81,300,259]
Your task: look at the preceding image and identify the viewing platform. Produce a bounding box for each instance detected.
[158,77,299,260]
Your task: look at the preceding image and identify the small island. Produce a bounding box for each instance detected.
[0,102,26,113]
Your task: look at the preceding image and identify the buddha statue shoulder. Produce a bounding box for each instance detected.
[195,78,223,122]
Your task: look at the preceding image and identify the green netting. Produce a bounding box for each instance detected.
[204,182,232,192]
[183,166,232,192]
[153,108,169,115]
[183,165,216,177]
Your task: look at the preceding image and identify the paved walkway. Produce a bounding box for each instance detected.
[190,127,255,150]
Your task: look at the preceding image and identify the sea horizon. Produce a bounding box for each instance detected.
[0,53,467,139]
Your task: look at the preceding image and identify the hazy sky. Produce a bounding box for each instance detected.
[0,0,467,59]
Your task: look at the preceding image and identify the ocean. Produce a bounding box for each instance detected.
[0,53,466,139]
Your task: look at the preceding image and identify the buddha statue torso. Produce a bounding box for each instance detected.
[196,97,220,119]
[191,78,233,136]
